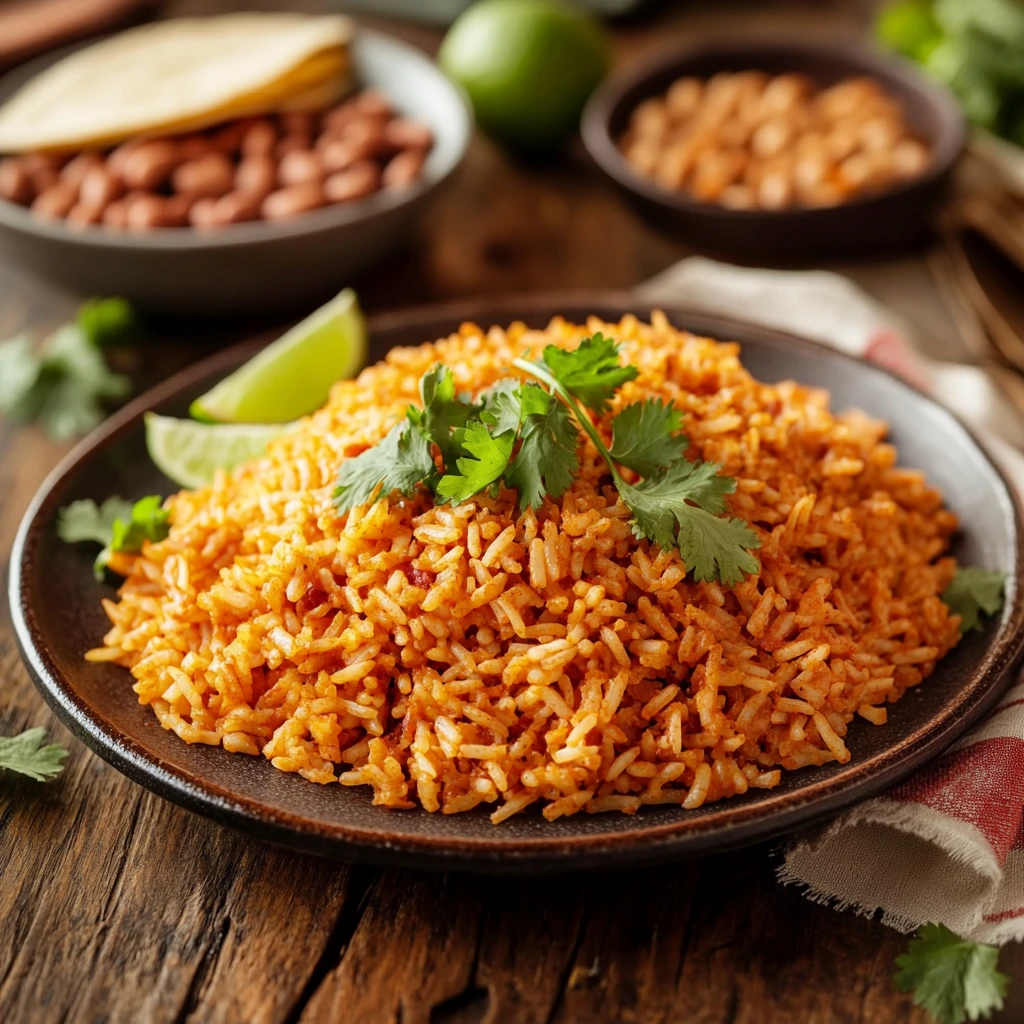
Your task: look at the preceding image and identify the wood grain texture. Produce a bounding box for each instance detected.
[0,1,1012,1022]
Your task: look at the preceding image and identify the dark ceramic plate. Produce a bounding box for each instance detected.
[581,38,965,260]
[10,295,1024,873]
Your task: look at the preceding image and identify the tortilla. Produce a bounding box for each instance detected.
[0,13,355,153]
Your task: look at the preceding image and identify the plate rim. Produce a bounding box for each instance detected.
[10,291,1024,872]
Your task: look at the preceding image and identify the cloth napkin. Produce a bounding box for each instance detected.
[638,257,1024,945]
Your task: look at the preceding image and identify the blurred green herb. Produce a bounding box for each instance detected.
[58,494,170,580]
[894,923,1008,1024]
[0,298,135,440]
[0,727,68,782]
[877,0,1024,143]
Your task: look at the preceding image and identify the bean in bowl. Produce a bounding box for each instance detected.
[619,72,931,211]
[0,88,434,231]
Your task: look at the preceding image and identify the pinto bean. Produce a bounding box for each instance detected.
[324,160,381,203]
[172,153,234,199]
[121,140,179,191]
[0,158,32,204]
[381,148,426,189]
[261,182,324,220]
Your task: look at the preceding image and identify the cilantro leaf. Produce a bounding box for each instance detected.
[942,568,1006,633]
[539,333,639,414]
[58,494,170,580]
[620,460,760,584]
[407,364,480,468]
[334,419,436,513]
[436,422,516,504]
[0,335,40,410]
[609,398,689,476]
[479,379,525,436]
[0,727,69,782]
[0,320,131,440]
[77,297,138,348]
[894,924,1008,1024]
[57,497,134,546]
[504,385,579,511]
[110,495,171,554]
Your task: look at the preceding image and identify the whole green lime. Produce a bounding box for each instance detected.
[439,0,609,152]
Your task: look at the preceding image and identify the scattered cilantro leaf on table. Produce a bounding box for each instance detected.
[77,297,138,348]
[0,727,68,782]
[331,334,760,585]
[608,397,689,476]
[0,298,134,440]
[942,567,1006,633]
[894,923,1008,1024]
[57,495,170,580]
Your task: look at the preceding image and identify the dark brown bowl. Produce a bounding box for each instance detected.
[581,38,966,261]
[10,294,1024,873]
[0,29,472,314]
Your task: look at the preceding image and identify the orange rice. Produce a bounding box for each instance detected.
[88,313,963,823]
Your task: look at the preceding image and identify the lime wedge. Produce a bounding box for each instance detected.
[190,288,366,424]
[145,413,290,490]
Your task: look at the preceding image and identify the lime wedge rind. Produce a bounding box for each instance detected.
[145,412,292,490]
[189,287,367,425]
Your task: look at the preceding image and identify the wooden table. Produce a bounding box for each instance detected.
[2,2,1021,1022]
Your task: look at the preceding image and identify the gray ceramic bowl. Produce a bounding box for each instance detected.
[581,38,965,261]
[0,29,472,314]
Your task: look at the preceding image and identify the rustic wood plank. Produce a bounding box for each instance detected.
[298,870,486,1024]
[474,877,588,1024]
[545,849,929,1024]
[0,3,1009,1023]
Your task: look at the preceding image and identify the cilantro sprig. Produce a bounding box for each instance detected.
[942,568,1006,633]
[0,727,68,782]
[514,337,760,585]
[894,924,1008,1024]
[0,298,135,440]
[58,495,171,580]
[333,333,761,585]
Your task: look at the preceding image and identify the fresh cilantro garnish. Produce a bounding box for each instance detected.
[57,495,170,580]
[515,343,760,585]
[407,364,480,468]
[894,924,1008,1024]
[538,333,639,414]
[109,495,172,554]
[942,568,1006,633]
[479,379,526,436]
[0,299,134,440]
[58,496,134,546]
[609,397,689,476]
[0,727,68,782]
[617,460,760,585]
[334,420,436,514]
[331,334,760,585]
[437,421,516,504]
[504,384,579,512]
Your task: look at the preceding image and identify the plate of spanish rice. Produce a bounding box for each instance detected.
[10,295,1024,871]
